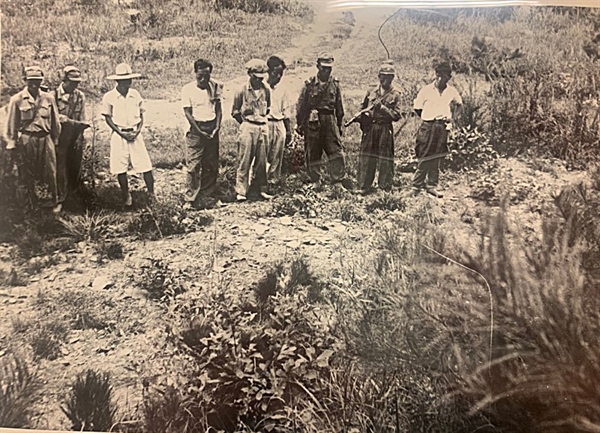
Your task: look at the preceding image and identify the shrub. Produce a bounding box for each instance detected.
[445,125,498,172]
[0,353,38,428]
[134,258,187,301]
[148,258,337,432]
[62,369,117,432]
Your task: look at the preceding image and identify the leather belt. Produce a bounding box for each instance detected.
[21,130,49,137]
[245,119,267,126]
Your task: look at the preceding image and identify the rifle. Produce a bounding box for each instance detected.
[343,88,395,128]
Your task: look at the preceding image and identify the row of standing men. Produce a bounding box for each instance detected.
[4,54,462,212]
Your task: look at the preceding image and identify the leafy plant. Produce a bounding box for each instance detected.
[134,258,187,301]
[62,369,117,431]
[445,125,498,171]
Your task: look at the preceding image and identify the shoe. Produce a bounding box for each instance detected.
[411,187,422,197]
[124,193,133,206]
[52,203,63,214]
[260,191,274,200]
[310,180,323,192]
[341,178,356,191]
[426,187,443,198]
[236,194,247,202]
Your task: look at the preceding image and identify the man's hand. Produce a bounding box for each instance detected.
[285,132,293,145]
[208,127,220,139]
[122,131,137,142]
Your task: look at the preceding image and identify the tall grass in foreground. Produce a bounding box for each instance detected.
[449,191,600,432]
[0,353,37,428]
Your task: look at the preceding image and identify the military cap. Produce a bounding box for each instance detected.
[317,52,334,66]
[245,58,268,78]
[63,65,84,82]
[378,63,396,76]
[24,66,44,80]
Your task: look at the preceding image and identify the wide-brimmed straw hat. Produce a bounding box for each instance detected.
[107,63,141,80]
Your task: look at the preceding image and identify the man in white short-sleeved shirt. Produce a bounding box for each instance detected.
[265,55,292,192]
[101,63,154,206]
[181,58,222,209]
[412,61,462,198]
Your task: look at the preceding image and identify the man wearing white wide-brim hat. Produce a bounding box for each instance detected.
[5,65,62,212]
[54,65,90,211]
[101,63,154,206]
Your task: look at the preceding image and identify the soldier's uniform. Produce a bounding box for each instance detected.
[54,66,87,205]
[296,53,346,184]
[357,64,402,192]
[5,66,61,210]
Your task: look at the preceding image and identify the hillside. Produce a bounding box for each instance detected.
[1,2,600,433]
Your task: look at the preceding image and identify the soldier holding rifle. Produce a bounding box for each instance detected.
[54,66,90,212]
[348,62,402,194]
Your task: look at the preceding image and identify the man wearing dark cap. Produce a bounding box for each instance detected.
[353,62,403,194]
[5,66,62,212]
[296,53,347,190]
[232,58,272,202]
[412,61,462,198]
[54,65,90,211]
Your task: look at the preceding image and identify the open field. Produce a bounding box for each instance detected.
[2,1,600,432]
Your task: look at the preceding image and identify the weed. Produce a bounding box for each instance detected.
[134,258,187,301]
[365,192,406,213]
[59,211,126,242]
[0,352,38,428]
[95,240,125,261]
[29,319,69,360]
[62,369,117,432]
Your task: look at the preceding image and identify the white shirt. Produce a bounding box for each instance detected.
[101,88,145,128]
[268,80,291,121]
[181,81,218,122]
[413,82,462,121]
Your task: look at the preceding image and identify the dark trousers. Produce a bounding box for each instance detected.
[18,132,58,209]
[56,124,84,203]
[412,120,448,189]
[304,113,345,183]
[413,157,441,189]
[357,123,394,190]
[185,120,219,204]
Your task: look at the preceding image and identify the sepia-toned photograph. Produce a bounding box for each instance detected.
[1,0,600,431]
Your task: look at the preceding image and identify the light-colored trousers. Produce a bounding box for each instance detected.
[236,122,268,196]
[267,119,286,185]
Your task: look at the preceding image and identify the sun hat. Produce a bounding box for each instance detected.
[317,52,334,67]
[63,65,84,82]
[107,63,141,80]
[246,59,268,79]
[24,66,44,80]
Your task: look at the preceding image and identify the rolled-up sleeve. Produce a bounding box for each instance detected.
[5,98,20,149]
[100,92,112,117]
[413,87,426,110]
[231,88,243,118]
